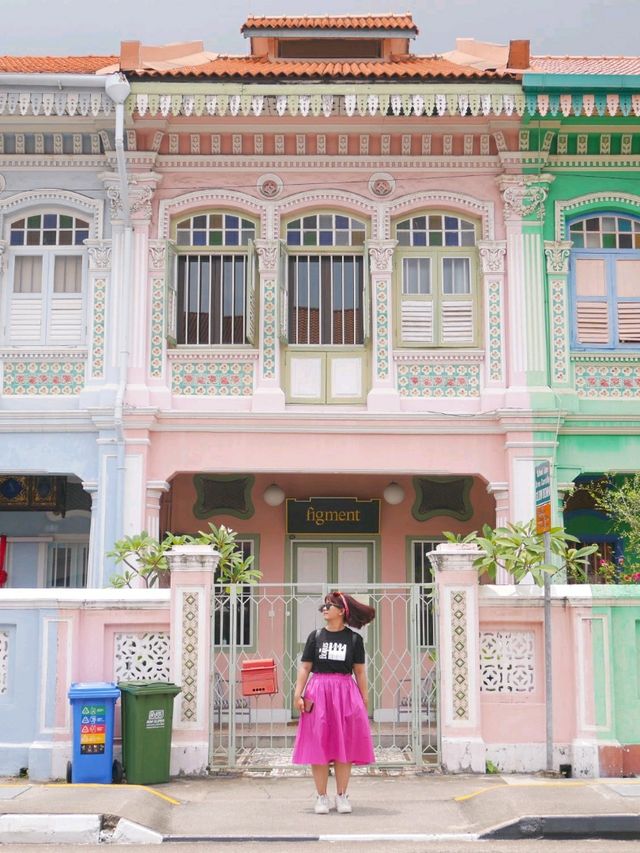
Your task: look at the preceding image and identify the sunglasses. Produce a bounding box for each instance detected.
[318,603,343,612]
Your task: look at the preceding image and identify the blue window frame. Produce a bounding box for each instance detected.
[569,214,640,350]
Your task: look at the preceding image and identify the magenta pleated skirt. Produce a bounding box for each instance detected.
[292,673,375,766]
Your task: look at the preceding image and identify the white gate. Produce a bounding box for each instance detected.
[209,582,438,771]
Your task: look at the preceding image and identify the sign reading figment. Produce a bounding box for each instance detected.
[286,498,380,535]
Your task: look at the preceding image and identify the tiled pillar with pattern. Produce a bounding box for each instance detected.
[429,542,485,772]
[166,544,220,775]
[253,239,286,411]
[544,241,573,390]
[366,239,401,411]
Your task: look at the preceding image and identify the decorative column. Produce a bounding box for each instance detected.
[82,480,103,587]
[486,482,511,584]
[429,543,485,772]
[366,239,400,411]
[166,544,220,775]
[477,241,507,403]
[497,174,554,398]
[544,241,573,390]
[145,480,170,540]
[252,239,285,411]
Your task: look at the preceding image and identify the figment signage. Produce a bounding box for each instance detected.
[287,498,380,534]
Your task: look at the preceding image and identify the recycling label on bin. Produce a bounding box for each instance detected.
[79,704,106,755]
[145,709,165,730]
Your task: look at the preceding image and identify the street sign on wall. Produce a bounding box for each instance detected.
[535,461,552,534]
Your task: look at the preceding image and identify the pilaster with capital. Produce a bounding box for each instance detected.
[366,239,400,412]
[84,240,112,382]
[478,241,507,387]
[497,174,555,390]
[545,241,573,387]
[146,480,170,541]
[252,239,285,412]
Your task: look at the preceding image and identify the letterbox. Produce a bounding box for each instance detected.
[240,658,278,696]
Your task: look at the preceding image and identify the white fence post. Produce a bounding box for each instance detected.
[429,543,485,773]
[166,544,219,775]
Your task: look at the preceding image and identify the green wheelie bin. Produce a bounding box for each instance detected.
[118,681,181,784]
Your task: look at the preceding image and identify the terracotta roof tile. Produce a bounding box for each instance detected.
[0,55,117,73]
[531,55,640,75]
[128,54,509,80]
[242,14,418,33]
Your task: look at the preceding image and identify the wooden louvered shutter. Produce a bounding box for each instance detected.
[9,255,44,344]
[615,258,640,344]
[48,255,84,345]
[574,257,609,344]
[400,257,433,345]
[440,256,475,346]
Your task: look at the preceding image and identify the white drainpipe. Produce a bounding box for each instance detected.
[0,71,133,572]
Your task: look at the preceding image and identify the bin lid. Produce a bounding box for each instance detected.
[68,681,120,701]
[118,680,181,697]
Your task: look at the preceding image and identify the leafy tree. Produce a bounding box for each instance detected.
[444,520,597,586]
[580,473,640,562]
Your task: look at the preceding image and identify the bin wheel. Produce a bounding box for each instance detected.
[112,759,123,784]
[66,761,72,784]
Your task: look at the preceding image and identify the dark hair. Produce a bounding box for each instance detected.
[324,591,376,629]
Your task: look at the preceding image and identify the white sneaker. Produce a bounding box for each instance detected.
[314,794,331,814]
[335,793,352,814]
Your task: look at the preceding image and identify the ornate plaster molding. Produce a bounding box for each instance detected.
[0,189,103,239]
[157,189,267,240]
[555,192,640,240]
[384,190,495,241]
[477,241,507,274]
[369,172,396,197]
[148,240,167,271]
[257,174,283,199]
[367,240,397,274]
[85,240,112,271]
[544,241,572,275]
[254,240,279,274]
[276,189,381,241]
[497,174,554,221]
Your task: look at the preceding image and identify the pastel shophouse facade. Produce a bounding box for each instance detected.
[0,15,640,780]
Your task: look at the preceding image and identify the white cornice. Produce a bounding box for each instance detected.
[0,155,107,169]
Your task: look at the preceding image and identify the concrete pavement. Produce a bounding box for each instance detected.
[1,771,640,843]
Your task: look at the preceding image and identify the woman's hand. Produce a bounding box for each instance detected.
[295,695,305,713]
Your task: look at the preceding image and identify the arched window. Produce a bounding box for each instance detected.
[569,214,640,349]
[5,212,89,346]
[285,213,367,345]
[174,213,256,345]
[394,213,479,348]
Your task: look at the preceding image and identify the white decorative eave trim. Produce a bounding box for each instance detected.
[0,90,113,117]
[131,90,525,119]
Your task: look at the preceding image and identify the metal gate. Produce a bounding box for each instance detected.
[209,582,438,771]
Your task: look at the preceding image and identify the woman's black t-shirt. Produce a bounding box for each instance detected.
[301,627,365,674]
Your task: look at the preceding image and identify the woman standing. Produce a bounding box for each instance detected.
[292,591,376,814]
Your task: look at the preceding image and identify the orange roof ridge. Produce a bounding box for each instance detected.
[242,13,418,32]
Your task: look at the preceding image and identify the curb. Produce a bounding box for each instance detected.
[481,814,640,841]
[0,814,101,845]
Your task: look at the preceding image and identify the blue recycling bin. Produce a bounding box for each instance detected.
[67,682,122,784]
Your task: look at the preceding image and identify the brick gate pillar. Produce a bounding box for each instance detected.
[166,545,219,775]
[429,543,485,772]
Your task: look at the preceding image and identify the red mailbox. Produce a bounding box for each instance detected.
[240,658,278,696]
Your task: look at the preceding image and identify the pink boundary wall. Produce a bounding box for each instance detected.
[9,547,607,780]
